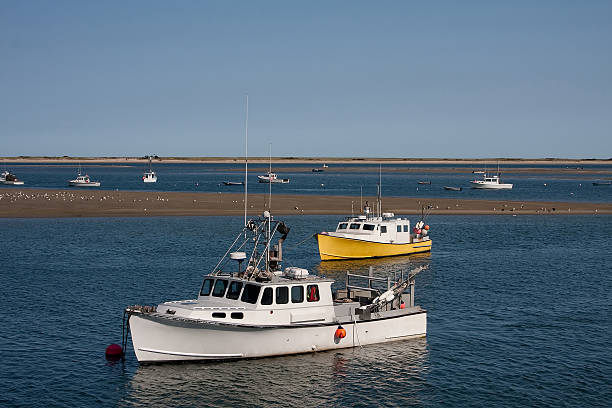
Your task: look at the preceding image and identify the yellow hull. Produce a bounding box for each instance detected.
[316,234,432,261]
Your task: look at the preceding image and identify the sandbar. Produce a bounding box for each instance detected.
[0,189,609,218]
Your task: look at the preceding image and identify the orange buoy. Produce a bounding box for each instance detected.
[424,225,430,230]
[400,301,406,309]
[335,326,346,339]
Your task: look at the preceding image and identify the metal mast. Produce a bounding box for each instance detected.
[244,95,249,227]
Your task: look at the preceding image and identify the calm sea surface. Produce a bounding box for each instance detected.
[1,214,611,407]
[2,162,611,203]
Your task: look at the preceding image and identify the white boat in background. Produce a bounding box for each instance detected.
[0,170,24,185]
[470,163,512,189]
[142,156,157,183]
[68,166,100,187]
[470,173,512,189]
[258,172,290,184]
[123,213,427,363]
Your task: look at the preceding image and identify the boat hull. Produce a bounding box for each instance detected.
[470,181,513,189]
[316,234,432,261]
[128,310,426,363]
[68,181,101,187]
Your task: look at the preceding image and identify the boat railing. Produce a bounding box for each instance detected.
[342,266,419,309]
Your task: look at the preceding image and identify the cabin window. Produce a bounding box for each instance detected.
[276,286,289,304]
[381,226,387,233]
[231,312,244,319]
[226,281,243,300]
[261,287,273,305]
[200,278,214,296]
[307,284,320,302]
[363,224,375,231]
[397,225,402,232]
[241,284,261,304]
[291,286,304,303]
[212,279,228,297]
[349,223,361,230]
[212,312,226,318]
[338,223,348,230]
[403,225,409,232]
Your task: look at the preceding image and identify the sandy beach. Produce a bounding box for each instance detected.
[0,189,609,218]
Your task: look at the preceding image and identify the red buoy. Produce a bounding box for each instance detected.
[105,343,123,360]
[400,301,406,309]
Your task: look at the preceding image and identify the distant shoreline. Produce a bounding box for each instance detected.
[1,189,609,218]
[1,156,611,165]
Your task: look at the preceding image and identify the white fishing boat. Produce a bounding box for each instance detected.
[0,170,24,185]
[68,166,100,187]
[258,172,289,183]
[470,163,512,189]
[470,173,513,189]
[123,213,427,363]
[142,156,157,183]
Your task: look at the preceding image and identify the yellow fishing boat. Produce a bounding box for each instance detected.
[315,207,432,261]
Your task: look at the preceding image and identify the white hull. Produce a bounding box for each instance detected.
[258,177,289,184]
[143,178,157,183]
[470,181,513,189]
[129,311,426,363]
[0,180,24,185]
[68,181,101,187]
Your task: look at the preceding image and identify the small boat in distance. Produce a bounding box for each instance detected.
[312,168,324,172]
[142,156,157,183]
[470,163,512,190]
[472,170,485,174]
[417,181,431,185]
[592,181,611,186]
[223,181,244,186]
[0,170,25,185]
[68,166,100,187]
[322,164,329,168]
[258,172,290,184]
[470,173,512,189]
[68,174,101,187]
[444,186,462,191]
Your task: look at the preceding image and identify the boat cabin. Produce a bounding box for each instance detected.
[333,213,416,244]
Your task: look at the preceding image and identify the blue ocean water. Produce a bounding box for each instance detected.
[1,214,611,407]
[2,162,611,203]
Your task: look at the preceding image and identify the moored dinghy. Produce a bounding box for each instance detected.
[123,212,427,363]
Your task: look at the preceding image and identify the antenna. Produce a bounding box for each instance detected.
[360,185,363,213]
[268,143,272,211]
[378,164,382,218]
[244,95,249,227]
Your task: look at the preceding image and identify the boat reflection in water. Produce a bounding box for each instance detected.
[123,337,429,406]
[315,253,432,280]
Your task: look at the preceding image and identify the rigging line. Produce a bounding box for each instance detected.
[352,309,363,349]
[283,233,316,250]
[210,226,248,275]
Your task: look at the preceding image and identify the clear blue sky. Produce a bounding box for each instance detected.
[1,1,610,158]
